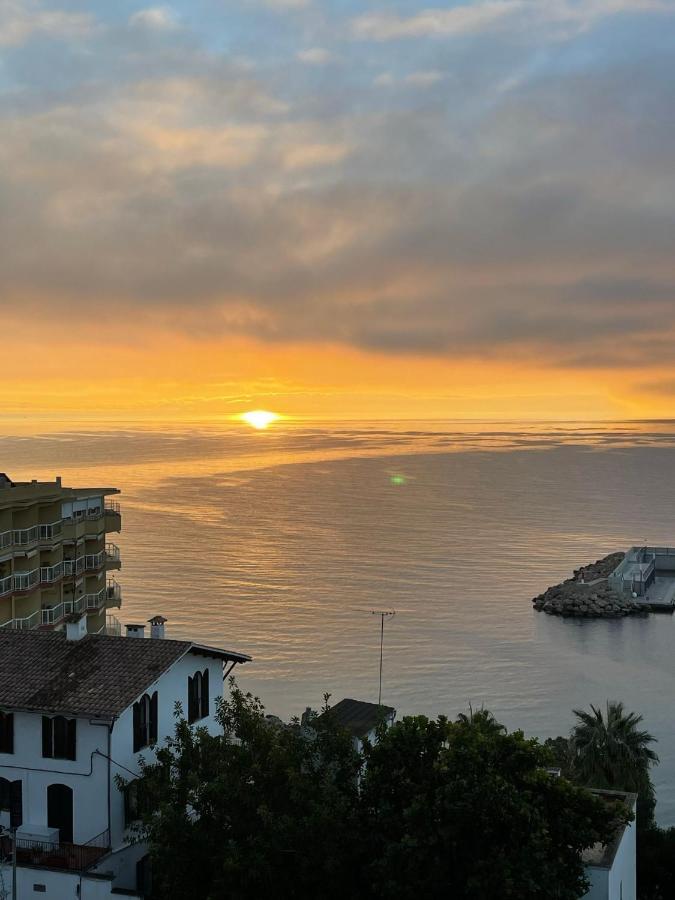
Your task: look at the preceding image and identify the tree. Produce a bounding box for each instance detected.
[132,684,363,900]
[132,687,624,900]
[570,701,658,825]
[359,714,624,900]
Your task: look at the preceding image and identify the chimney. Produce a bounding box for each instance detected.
[125,623,145,638]
[148,615,167,639]
[65,614,87,641]
[56,476,62,487]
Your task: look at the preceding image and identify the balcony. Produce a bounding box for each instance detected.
[12,525,39,546]
[106,579,122,608]
[63,556,85,577]
[40,562,64,584]
[13,568,40,592]
[84,587,107,612]
[85,550,106,571]
[0,609,40,630]
[0,574,12,597]
[104,500,121,533]
[39,520,63,542]
[0,530,11,551]
[0,830,110,873]
[105,542,121,569]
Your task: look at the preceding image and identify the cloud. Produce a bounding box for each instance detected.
[353,1,524,41]
[0,0,94,46]
[1,0,674,382]
[297,47,335,65]
[129,7,178,30]
[352,0,673,41]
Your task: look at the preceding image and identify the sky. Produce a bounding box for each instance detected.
[1,0,674,420]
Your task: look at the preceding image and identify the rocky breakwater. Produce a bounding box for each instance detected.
[532,552,645,619]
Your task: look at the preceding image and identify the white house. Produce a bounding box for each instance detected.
[0,615,250,898]
[583,790,637,900]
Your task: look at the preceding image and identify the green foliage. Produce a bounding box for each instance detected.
[131,686,623,900]
[636,825,675,900]
[570,701,658,826]
[360,713,623,900]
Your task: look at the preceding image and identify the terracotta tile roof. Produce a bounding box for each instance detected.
[0,629,250,719]
[318,698,396,739]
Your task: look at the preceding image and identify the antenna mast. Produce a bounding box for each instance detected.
[371,610,395,705]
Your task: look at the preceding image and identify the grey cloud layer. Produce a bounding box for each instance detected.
[1,0,674,368]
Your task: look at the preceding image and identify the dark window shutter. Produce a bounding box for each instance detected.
[66,719,76,761]
[201,669,209,719]
[9,779,22,827]
[187,675,195,723]
[149,692,158,744]
[42,717,52,758]
[0,777,9,810]
[53,716,67,758]
[0,712,13,754]
[133,701,141,752]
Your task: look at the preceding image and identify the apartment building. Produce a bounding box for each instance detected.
[0,474,122,635]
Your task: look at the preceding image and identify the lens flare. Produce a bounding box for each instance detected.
[240,410,279,430]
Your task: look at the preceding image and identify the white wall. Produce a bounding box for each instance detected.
[608,817,636,900]
[109,652,225,846]
[0,713,111,844]
[583,816,636,900]
[0,862,141,899]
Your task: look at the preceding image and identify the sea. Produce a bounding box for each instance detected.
[3,418,675,823]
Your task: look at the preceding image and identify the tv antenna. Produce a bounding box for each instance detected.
[371,610,395,706]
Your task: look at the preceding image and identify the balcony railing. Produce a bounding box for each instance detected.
[40,562,64,583]
[105,613,122,636]
[105,500,121,515]
[12,525,39,546]
[106,579,122,607]
[13,568,40,591]
[39,520,63,541]
[0,574,12,596]
[105,542,120,563]
[63,555,85,576]
[85,587,107,611]
[0,521,63,551]
[85,550,106,571]
[1,829,110,873]
[0,609,40,630]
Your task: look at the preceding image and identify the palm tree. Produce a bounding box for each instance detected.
[570,701,658,824]
[456,705,505,736]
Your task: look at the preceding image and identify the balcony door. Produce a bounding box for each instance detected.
[47,783,73,843]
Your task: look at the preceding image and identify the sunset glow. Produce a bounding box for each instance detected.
[240,410,280,430]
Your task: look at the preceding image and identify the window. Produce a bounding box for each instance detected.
[0,711,13,754]
[187,669,209,723]
[42,716,76,761]
[133,692,158,752]
[0,777,23,827]
[124,778,151,826]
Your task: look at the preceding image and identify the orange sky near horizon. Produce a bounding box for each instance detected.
[2,323,672,422]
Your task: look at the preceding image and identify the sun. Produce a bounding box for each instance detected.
[240,410,280,430]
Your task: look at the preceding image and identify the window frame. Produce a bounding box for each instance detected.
[133,692,158,752]
[41,715,76,761]
[187,668,209,724]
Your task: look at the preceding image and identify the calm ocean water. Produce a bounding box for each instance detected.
[3,418,675,822]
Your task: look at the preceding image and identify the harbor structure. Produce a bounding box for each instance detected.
[608,547,675,611]
[0,474,122,635]
[0,617,251,898]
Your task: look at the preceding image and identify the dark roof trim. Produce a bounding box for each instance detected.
[188,643,252,664]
